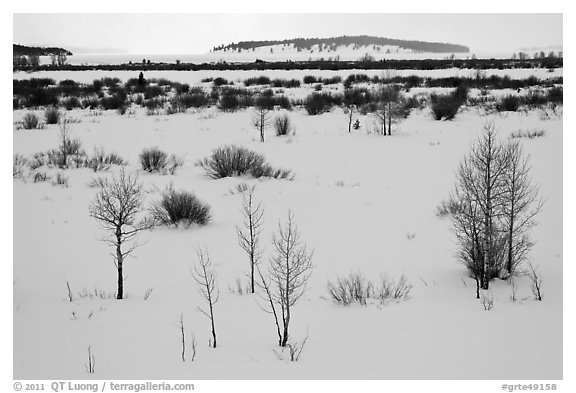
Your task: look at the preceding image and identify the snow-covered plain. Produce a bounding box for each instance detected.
[13,86,562,379]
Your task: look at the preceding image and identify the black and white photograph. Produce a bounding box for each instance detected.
[6,4,571,390]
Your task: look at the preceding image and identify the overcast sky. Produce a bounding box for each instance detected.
[13,13,562,54]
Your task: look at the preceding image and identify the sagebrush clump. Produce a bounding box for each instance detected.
[140,147,168,172]
[199,145,293,180]
[327,272,412,306]
[274,114,292,136]
[151,187,211,228]
[21,113,42,129]
[44,106,61,124]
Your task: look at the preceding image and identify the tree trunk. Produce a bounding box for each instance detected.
[475,276,480,299]
[387,102,392,136]
[281,316,289,347]
[209,303,217,348]
[116,253,123,299]
[260,111,265,142]
[506,187,516,274]
[116,231,123,299]
[507,224,514,274]
[249,215,255,294]
[250,256,255,294]
[348,106,353,133]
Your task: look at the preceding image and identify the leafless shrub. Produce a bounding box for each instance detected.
[435,197,460,218]
[190,332,197,362]
[526,262,543,301]
[88,147,126,172]
[13,154,28,178]
[228,182,250,195]
[85,346,95,374]
[274,331,310,362]
[20,112,42,130]
[33,171,48,183]
[87,176,109,189]
[510,129,546,139]
[143,287,154,301]
[150,186,211,228]
[44,106,61,124]
[228,277,251,296]
[65,280,74,302]
[326,272,373,306]
[192,247,219,348]
[480,291,494,310]
[140,147,168,172]
[57,118,85,168]
[377,274,412,303]
[167,154,185,175]
[52,172,69,187]
[199,145,293,180]
[274,114,292,136]
[76,287,117,300]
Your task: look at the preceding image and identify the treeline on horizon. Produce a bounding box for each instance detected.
[213,35,470,53]
[12,57,563,73]
[13,44,73,57]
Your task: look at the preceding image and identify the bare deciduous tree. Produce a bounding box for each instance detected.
[89,169,148,299]
[259,211,313,347]
[253,95,273,142]
[372,86,404,136]
[451,123,511,292]
[236,185,264,293]
[450,123,543,297]
[346,104,356,133]
[501,141,543,275]
[192,247,219,348]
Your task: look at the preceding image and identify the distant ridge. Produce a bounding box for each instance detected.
[13,44,73,57]
[213,35,469,54]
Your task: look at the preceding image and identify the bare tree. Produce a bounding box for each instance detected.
[89,169,148,299]
[346,104,356,133]
[260,211,313,347]
[236,185,264,294]
[501,141,543,276]
[253,94,273,142]
[343,87,369,133]
[372,102,388,135]
[451,123,512,293]
[179,313,186,362]
[372,86,403,136]
[192,247,219,348]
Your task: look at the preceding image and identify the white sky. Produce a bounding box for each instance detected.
[13,13,562,55]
